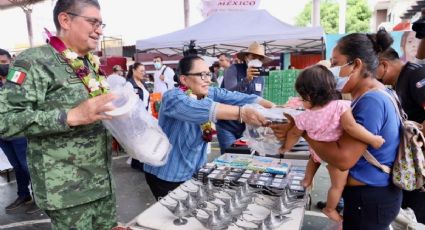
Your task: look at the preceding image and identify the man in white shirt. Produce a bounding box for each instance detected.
[153,56,175,94]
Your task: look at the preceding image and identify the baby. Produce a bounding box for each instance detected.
[281,65,385,222]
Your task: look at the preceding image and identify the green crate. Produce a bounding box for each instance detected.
[264,70,301,105]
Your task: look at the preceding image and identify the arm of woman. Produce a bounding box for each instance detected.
[280,125,303,153]
[269,112,367,169]
[306,92,390,171]
[161,90,267,126]
[209,87,276,109]
[304,131,367,171]
[340,109,385,149]
[215,104,268,126]
[269,113,295,142]
[257,98,275,108]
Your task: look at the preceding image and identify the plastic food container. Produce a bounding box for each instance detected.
[103,82,172,166]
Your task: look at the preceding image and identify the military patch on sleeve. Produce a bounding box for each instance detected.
[13,60,32,71]
[6,68,27,85]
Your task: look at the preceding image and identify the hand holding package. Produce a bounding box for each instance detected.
[243,104,302,156]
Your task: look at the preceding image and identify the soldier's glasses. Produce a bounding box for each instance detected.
[185,72,212,80]
[66,12,106,29]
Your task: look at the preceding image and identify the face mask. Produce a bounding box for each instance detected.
[247,59,262,67]
[0,64,9,77]
[335,75,351,92]
[154,62,162,70]
[329,62,352,92]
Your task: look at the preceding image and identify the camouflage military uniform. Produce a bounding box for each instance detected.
[45,194,116,230]
[0,44,117,229]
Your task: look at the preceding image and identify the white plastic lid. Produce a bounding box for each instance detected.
[105,82,138,117]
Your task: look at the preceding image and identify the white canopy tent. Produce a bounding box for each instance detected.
[136,10,325,56]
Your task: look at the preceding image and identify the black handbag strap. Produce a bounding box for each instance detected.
[161,66,168,75]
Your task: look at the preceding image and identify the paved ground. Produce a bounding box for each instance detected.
[0,141,338,230]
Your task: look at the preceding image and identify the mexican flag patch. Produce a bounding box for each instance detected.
[6,69,26,85]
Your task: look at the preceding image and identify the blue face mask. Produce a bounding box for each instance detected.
[154,62,162,70]
[329,62,352,92]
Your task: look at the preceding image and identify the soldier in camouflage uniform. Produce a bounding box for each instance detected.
[0,0,118,229]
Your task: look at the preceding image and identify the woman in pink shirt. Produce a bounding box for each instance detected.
[281,65,385,222]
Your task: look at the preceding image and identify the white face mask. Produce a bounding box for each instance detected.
[335,75,351,92]
[247,59,263,67]
[329,62,353,92]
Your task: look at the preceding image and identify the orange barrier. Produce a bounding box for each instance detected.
[150,93,162,119]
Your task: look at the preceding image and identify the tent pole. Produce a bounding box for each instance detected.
[23,8,34,47]
[312,0,321,27]
[184,0,190,28]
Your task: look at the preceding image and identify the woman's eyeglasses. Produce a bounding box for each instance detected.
[185,72,212,80]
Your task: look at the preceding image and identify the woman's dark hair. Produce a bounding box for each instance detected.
[175,55,204,86]
[379,47,400,61]
[53,0,100,32]
[336,29,393,78]
[295,65,339,107]
[147,73,154,82]
[209,61,219,72]
[126,65,133,79]
[126,62,143,79]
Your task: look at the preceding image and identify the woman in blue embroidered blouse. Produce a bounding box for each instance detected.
[143,55,274,200]
[272,31,402,229]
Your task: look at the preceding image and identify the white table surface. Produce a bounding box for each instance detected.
[133,198,305,230]
[128,156,309,230]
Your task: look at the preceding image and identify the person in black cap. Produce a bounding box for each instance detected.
[377,15,425,223]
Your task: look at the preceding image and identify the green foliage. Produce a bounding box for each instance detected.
[295,0,372,33]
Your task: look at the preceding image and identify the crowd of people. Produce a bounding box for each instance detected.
[0,0,424,230]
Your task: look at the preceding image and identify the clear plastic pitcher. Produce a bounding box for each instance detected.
[102,82,172,166]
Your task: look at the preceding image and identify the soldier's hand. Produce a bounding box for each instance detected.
[66,93,117,127]
[241,106,268,126]
[246,67,259,82]
[160,75,165,81]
